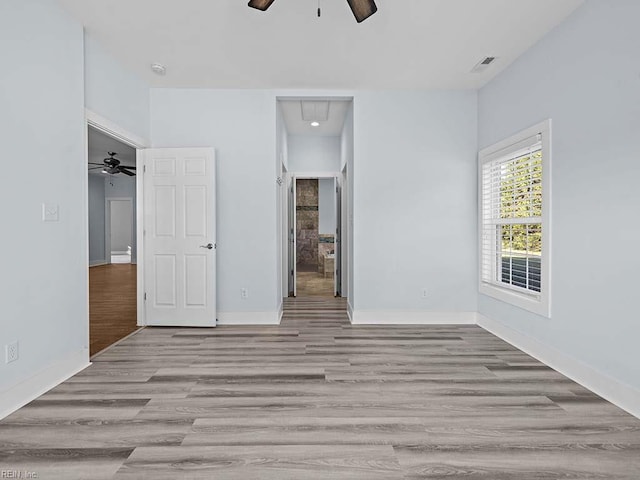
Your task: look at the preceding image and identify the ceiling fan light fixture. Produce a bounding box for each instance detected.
[248,0,276,11]
[346,0,377,23]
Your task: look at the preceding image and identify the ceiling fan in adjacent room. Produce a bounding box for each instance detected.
[248,0,378,23]
[89,152,136,176]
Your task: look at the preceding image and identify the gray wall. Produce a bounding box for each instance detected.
[276,101,288,305]
[288,135,341,173]
[89,171,138,265]
[88,175,106,265]
[341,103,354,305]
[0,0,86,398]
[150,89,478,319]
[151,89,277,315]
[318,178,336,235]
[84,33,150,141]
[353,91,478,313]
[478,0,640,390]
[0,0,149,416]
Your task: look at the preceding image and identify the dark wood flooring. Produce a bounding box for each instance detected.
[1,297,639,479]
[89,264,138,356]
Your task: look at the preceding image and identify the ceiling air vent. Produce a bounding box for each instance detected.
[471,56,497,73]
[301,101,330,122]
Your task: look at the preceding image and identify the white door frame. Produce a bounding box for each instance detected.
[85,110,148,331]
[292,176,297,296]
[334,177,341,296]
[341,163,349,299]
[288,173,341,297]
[105,197,134,263]
[281,167,290,299]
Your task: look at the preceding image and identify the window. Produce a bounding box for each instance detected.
[479,120,551,317]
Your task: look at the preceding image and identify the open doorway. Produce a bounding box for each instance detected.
[277,97,353,303]
[87,125,139,356]
[294,177,339,297]
[106,198,134,264]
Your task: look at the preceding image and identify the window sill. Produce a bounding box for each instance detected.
[479,282,550,318]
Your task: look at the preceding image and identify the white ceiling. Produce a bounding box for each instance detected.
[58,0,583,89]
[280,99,350,136]
[88,127,136,176]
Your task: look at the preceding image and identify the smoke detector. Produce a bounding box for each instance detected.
[150,63,166,76]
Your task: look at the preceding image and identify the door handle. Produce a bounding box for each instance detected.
[200,243,214,250]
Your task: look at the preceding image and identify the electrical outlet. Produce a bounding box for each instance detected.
[6,341,18,364]
[240,288,249,300]
[421,288,428,299]
[42,203,59,222]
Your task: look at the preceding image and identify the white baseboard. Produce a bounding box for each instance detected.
[347,301,354,324]
[89,260,107,267]
[216,311,281,325]
[0,349,90,420]
[476,313,640,419]
[351,310,477,325]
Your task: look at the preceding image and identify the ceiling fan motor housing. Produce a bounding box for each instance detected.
[248,0,378,22]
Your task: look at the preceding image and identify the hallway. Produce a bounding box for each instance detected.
[295,271,335,297]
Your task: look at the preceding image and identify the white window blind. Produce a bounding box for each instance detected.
[481,134,543,297]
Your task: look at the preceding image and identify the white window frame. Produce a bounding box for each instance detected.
[478,119,552,317]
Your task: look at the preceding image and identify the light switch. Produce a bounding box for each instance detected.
[42,203,59,222]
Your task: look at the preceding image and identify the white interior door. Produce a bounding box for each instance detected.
[106,198,134,264]
[143,148,216,327]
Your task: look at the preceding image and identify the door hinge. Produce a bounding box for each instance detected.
[144,292,147,301]
[143,164,146,173]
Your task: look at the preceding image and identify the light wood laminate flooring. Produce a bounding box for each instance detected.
[296,271,335,297]
[89,264,138,356]
[1,297,639,479]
